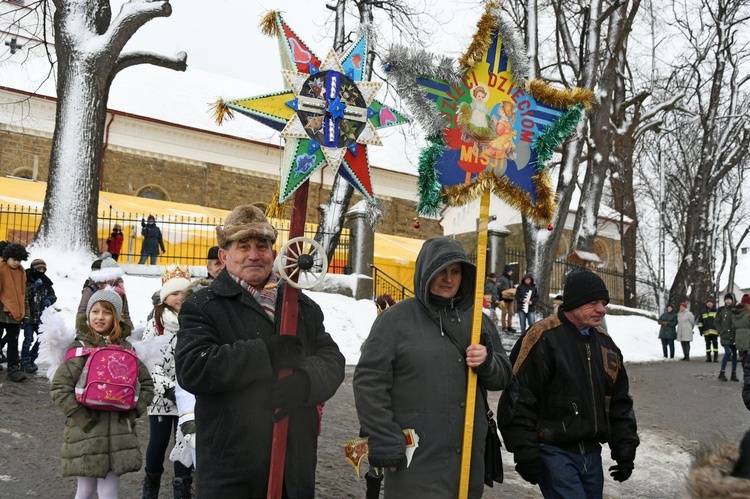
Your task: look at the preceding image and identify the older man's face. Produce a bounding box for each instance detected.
[566,299,607,329]
[220,238,275,288]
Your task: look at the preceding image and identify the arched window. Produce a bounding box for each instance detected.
[137,185,169,201]
[10,168,33,180]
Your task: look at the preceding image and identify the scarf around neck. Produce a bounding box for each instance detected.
[0,260,26,320]
[230,272,280,321]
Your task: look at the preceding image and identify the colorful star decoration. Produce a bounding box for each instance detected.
[384,3,593,224]
[214,11,410,204]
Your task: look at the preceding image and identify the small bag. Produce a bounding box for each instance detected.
[501,288,516,300]
[65,344,141,412]
[481,390,504,486]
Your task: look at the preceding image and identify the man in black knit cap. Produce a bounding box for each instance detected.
[498,267,639,498]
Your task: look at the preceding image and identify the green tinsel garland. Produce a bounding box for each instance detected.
[417,134,446,217]
[533,103,585,172]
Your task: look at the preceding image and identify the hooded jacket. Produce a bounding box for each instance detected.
[716,295,737,346]
[25,268,56,324]
[497,265,515,302]
[175,270,345,498]
[50,332,154,478]
[658,308,678,340]
[515,273,539,312]
[353,237,513,498]
[497,309,639,466]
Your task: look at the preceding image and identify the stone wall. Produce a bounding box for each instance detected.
[0,128,442,239]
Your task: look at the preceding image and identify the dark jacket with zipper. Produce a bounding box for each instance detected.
[497,309,639,464]
[174,269,345,498]
[353,237,513,498]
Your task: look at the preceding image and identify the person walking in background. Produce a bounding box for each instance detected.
[657,303,678,359]
[698,298,720,362]
[497,264,516,332]
[141,265,193,499]
[484,272,500,323]
[175,205,345,497]
[677,302,696,361]
[354,237,512,498]
[515,272,539,335]
[717,293,739,381]
[734,295,750,378]
[138,215,165,265]
[21,258,56,373]
[0,243,29,382]
[498,267,639,497]
[50,290,154,499]
[106,225,124,262]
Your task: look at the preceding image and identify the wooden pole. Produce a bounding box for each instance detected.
[267,181,310,499]
[457,189,491,498]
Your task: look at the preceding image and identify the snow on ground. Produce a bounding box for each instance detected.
[34,247,672,366]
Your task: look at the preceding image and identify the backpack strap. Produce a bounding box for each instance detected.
[65,346,94,362]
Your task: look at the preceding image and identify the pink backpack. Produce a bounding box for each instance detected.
[65,344,141,412]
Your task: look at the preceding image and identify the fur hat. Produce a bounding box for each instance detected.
[216,205,277,247]
[160,264,191,302]
[30,259,46,271]
[2,243,28,262]
[560,267,609,311]
[89,257,123,283]
[86,289,123,322]
[207,245,220,260]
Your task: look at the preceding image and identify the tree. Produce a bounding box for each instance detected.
[315,0,436,261]
[6,0,187,251]
[655,0,750,306]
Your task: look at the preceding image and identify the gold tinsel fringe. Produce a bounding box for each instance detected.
[259,11,280,37]
[441,170,556,225]
[210,98,233,125]
[458,3,497,70]
[526,80,595,110]
[265,185,286,220]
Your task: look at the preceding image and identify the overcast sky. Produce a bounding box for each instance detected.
[122,0,484,88]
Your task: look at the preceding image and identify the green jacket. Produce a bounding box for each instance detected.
[657,311,678,340]
[716,305,736,346]
[732,306,750,353]
[50,332,154,478]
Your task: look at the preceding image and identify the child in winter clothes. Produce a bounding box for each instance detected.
[76,257,133,335]
[22,258,57,373]
[515,272,539,335]
[142,265,194,499]
[0,242,29,382]
[50,289,154,499]
[106,225,124,261]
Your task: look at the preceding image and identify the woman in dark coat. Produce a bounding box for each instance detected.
[657,304,678,359]
[353,237,513,498]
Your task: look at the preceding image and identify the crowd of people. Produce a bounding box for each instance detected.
[8,206,750,497]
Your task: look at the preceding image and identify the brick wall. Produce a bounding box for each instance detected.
[0,128,442,239]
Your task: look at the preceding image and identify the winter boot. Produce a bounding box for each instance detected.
[732,371,740,382]
[21,360,38,373]
[173,477,193,499]
[142,472,161,499]
[714,351,719,362]
[706,353,712,362]
[6,365,26,382]
[718,370,728,381]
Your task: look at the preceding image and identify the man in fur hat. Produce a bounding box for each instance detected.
[175,204,345,497]
[498,267,639,498]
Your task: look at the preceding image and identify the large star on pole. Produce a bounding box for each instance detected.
[383,3,593,223]
[219,12,409,203]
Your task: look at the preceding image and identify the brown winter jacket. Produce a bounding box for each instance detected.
[50,332,154,478]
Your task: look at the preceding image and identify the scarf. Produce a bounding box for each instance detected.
[0,260,26,321]
[161,307,180,335]
[230,272,280,321]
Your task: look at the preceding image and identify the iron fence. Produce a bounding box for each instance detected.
[0,204,350,273]
[371,264,414,302]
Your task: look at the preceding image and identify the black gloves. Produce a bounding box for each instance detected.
[141,218,146,227]
[268,370,311,422]
[163,387,176,403]
[265,335,304,371]
[609,460,634,482]
[515,457,543,484]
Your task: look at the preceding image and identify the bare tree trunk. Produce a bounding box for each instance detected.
[34,1,185,251]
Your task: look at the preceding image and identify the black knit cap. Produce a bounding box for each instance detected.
[207,246,220,260]
[561,267,609,311]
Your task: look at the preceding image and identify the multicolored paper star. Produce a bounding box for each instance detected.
[218,12,410,203]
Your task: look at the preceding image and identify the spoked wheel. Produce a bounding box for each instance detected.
[276,236,328,289]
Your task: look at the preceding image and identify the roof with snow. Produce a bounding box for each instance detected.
[0,54,420,176]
